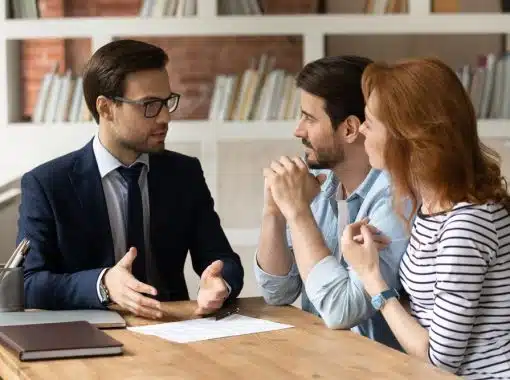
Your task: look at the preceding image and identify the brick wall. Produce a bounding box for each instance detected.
[21,39,66,119]
[64,0,142,17]
[37,0,64,17]
[129,36,302,119]
[20,0,317,120]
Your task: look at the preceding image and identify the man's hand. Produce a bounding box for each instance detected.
[263,156,326,220]
[195,260,229,316]
[263,176,282,217]
[103,247,163,319]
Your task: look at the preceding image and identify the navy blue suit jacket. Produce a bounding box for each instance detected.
[17,140,244,309]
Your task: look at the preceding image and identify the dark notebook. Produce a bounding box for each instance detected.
[0,320,123,361]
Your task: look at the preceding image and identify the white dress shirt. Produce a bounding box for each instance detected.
[92,135,150,300]
[92,135,231,301]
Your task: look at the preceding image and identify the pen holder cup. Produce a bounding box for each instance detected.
[0,266,24,312]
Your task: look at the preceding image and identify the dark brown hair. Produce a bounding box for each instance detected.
[361,57,510,226]
[296,55,373,129]
[83,39,168,123]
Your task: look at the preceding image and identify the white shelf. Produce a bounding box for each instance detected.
[5,121,298,141]
[1,1,510,245]
[215,121,296,140]
[0,121,298,188]
[477,119,510,138]
[1,119,507,188]
[5,119,510,139]
[3,14,510,39]
[0,187,21,208]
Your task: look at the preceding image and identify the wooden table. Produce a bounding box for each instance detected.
[0,297,458,380]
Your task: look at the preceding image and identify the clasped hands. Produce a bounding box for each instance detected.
[104,247,229,320]
[263,155,391,283]
[262,156,326,220]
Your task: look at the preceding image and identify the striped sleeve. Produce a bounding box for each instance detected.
[428,212,494,372]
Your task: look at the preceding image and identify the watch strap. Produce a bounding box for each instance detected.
[371,288,399,311]
[381,288,399,301]
[99,270,112,305]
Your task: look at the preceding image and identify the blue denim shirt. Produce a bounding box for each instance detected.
[254,169,409,350]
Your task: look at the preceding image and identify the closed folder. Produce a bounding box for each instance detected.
[0,321,123,361]
[0,309,127,329]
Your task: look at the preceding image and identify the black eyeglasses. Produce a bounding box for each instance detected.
[113,93,181,118]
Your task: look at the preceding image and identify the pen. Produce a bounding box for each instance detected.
[4,238,29,268]
[9,240,30,268]
[215,307,240,321]
[0,239,30,282]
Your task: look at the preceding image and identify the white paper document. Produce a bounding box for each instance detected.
[127,314,294,343]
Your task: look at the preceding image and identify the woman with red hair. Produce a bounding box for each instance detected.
[341,57,510,379]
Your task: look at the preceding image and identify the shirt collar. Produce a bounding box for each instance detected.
[92,135,150,179]
[352,168,381,201]
[319,168,381,202]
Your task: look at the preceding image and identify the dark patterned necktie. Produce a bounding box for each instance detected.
[117,163,146,282]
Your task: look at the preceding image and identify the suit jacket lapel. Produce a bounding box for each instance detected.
[69,140,115,265]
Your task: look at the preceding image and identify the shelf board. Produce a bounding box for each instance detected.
[477,119,510,138]
[4,120,298,141]
[215,121,296,140]
[3,14,510,39]
[4,119,510,138]
[0,187,21,207]
[1,119,509,189]
[168,120,297,141]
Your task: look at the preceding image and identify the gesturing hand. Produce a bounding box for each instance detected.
[195,260,229,316]
[103,247,163,319]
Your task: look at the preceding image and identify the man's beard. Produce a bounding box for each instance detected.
[302,138,344,169]
[120,138,165,155]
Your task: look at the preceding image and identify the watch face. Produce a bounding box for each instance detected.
[372,295,384,310]
[100,284,109,302]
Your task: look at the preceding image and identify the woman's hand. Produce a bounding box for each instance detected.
[341,219,390,283]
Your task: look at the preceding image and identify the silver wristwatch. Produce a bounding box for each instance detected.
[99,274,112,306]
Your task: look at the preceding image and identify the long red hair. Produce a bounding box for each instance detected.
[361,57,510,227]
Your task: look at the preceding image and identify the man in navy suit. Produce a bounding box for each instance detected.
[17,39,244,319]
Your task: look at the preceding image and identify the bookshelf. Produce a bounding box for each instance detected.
[1,0,510,248]
[6,13,510,38]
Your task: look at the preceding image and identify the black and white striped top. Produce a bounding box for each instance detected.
[399,202,510,380]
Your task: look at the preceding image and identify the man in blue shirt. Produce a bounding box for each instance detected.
[254,56,409,350]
